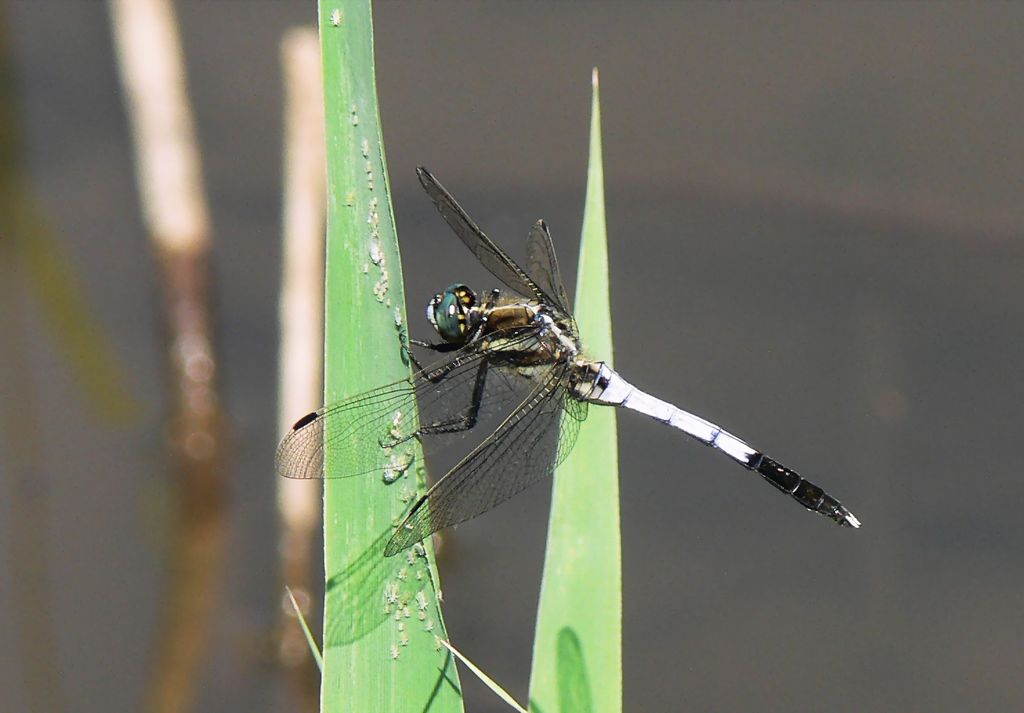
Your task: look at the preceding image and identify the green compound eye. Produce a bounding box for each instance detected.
[428,283,477,343]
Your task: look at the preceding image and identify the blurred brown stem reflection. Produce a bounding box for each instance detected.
[149,247,227,713]
[108,0,228,711]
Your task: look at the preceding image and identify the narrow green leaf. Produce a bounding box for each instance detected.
[285,586,324,672]
[318,2,462,710]
[439,639,529,713]
[529,69,621,713]
[1,8,136,425]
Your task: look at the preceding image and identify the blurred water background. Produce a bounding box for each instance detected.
[1,2,1022,711]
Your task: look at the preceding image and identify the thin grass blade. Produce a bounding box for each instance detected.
[439,639,529,713]
[286,586,324,672]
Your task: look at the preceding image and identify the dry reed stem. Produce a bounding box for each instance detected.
[276,26,326,709]
[108,1,226,711]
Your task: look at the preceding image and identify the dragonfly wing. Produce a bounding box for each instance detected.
[384,360,572,555]
[526,219,572,315]
[417,166,563,308]
[275,329,542,482]
[555,393,588,467]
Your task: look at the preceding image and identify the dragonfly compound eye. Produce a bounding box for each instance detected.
[430,283,478,343]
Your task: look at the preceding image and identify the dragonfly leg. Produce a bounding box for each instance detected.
[420,359,490,436]
[407,338,460,373]
[385,360,491,450]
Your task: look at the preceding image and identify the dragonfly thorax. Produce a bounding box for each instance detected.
[427,283,483,343]
[534,311,580,357]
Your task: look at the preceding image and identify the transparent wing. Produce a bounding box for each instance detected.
[526,219,572,315]
[417,166,563,308]
[384,361,580,556]
[556,393,588,466]
[275,329,545,483]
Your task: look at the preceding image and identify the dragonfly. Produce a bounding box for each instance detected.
[276,167,860,557]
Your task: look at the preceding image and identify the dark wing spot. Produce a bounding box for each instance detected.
[292,411,318,431]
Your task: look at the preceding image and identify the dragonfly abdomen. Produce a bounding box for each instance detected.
[747,454,859,527]
[580,363,861,528]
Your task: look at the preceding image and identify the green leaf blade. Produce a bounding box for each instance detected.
[318,2,462,711]
[529,69,621,713]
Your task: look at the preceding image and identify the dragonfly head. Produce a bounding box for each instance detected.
[427,283,481,343]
